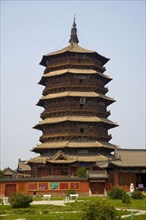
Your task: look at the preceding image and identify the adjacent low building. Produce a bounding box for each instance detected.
[17,159,31,178]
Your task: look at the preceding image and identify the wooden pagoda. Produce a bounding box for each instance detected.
[27,19,118,183]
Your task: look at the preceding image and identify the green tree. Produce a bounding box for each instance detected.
[82,200,120,220]
[82,203,98,220]
[9,193,33,208]
[122,191,131,204]
[108,186,125,199]
[131,191,143,199]
[75,167,87,177]
[0,170,4,178]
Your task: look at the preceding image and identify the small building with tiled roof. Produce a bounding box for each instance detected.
[17,159,31,178]
[107,149,146,192]
[111,149,146,168]
[2,167,17,178]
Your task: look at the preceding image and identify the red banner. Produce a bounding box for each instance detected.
[38,182,48,190]
[27,182,37,191]
[70,182,80,190]
[60,182,69,190]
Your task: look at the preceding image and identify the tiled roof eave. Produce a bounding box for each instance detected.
[42,68,112,80]
[110,149,146,168]
[40,91,114,102]
[46,160,77,164]
[110,163,146,168]
[88,175,108,179]
[32,144,117,151]
[39,44,109,67]
[34,116,118,128]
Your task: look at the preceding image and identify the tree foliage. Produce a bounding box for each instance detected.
[122,191,131,204]
[0,170,4,178]
[75,167,87,177]
[131,191,144,199]
[9,193,33,208]
[108,186,125,199]
[82,200,120,220]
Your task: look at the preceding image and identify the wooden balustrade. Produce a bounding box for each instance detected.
[45,56,105,72]
[43,85,107,95]
[47,57,97,68]
[40,108,110,119]
[44,81,103,88]
[39,132,111,142]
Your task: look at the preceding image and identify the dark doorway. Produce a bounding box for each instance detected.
[136,173,146,190]
[5,184,16,197]
[90,182,105,194]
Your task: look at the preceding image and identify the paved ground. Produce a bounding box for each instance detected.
[32,200,66,206]
[32,197,79,205]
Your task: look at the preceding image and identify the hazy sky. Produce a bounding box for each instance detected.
[1,1,145,170]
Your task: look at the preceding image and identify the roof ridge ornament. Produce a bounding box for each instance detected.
[69,15,79,45]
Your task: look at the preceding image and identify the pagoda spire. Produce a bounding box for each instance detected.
[69,16,79,45]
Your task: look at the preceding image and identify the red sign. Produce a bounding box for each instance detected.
[27,182,37,191]
[60,182,69,190]
[70,182,80,190]
[38,182,48,190]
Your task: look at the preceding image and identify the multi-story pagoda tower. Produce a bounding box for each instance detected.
[28,19,118,186]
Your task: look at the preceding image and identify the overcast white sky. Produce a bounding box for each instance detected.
[1,0,145,170]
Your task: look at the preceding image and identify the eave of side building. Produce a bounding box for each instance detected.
[110,149,146,168]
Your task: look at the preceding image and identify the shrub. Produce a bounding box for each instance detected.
[108,186,125,199]
[131,191,143,199]
[9,193,33,208]
[75,167,87,177]
[82,203,97,220]
[82,200,120,220]
[122,192,131,204]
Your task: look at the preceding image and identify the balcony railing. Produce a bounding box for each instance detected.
[40,108,110,119]
[43,85,108,96]
[47,57,104,69]
[39,133,111,143]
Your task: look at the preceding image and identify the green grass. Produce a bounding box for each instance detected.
[31,195,146,210]
[106,197,146,210]
[80,196,146,210]
[0,211,82,220]
[0,206,129,220]
[0,196,145,220]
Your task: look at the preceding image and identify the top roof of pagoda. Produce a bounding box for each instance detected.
[40,18,109,67]
[46,44,96,56]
